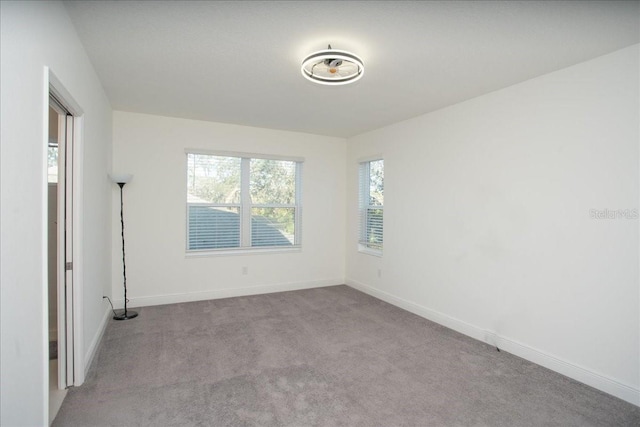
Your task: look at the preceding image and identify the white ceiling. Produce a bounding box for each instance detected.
[64,1,639,138]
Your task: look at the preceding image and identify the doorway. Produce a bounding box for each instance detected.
[47,104,65,424]
[47,87,80,424]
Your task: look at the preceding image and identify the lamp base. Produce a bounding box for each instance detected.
[113,310,138,321]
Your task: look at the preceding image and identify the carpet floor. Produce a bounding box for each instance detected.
[53,285,639,426]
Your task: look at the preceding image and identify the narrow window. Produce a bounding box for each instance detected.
[359,159,384,254]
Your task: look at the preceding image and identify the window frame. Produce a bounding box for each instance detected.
[186,150,303,256]
[358,157,384,256]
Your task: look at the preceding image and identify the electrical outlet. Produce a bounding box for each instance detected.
[242,266,248,275]
[377,268,382,278]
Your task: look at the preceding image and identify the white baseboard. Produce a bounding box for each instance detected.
[345,278,640,407]
[83,306,110,378]
[114,278,344,309]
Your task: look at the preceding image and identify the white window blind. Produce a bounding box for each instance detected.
[359,159,384,253]
[187,153,301,252]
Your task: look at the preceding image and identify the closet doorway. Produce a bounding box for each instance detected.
[48,85,81,423]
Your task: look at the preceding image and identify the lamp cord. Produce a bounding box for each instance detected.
[102,296,118,317]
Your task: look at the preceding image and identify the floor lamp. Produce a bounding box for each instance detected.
[110,173,138,320]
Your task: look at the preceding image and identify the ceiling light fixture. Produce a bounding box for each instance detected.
[301,44,364,86]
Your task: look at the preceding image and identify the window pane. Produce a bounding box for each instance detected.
[186,153,301,252]
[48,145,58,183]
[188,206,240,250]
[359,159,383,253]
[251,207,294,247]
[369,159,384,206]
[250,159,296,205]
[366,208,383,249]
[187,154,241,204]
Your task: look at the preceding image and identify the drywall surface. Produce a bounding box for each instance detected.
[0,1,112,424]
[346,45,639,404]
[112,112,346,306]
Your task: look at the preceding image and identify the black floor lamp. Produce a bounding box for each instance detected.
[110,173,138,320]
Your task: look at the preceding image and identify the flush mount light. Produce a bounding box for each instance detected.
[301,45,364,86]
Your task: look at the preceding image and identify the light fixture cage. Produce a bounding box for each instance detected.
[301,46,364,86]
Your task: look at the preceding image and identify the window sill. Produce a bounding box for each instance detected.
[358,246,382,257]
[186,246,301,258]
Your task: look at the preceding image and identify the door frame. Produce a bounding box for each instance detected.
[46,69,85,390]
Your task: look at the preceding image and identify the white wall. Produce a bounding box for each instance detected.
[346,45,639,405]
[112,112,346,307]
[0,2,113,425]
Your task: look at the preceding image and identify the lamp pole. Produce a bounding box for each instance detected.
[111,175,138,320]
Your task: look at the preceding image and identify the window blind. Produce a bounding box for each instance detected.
[188,206,241,249]
[187,153,301,252]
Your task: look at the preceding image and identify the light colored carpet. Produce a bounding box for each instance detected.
[53,285,639,426]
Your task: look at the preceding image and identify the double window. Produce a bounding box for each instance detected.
[187,152,302,252]
[359,159,384,254]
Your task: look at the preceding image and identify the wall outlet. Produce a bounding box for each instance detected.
[242,266,248,275]
[377,268,382,278]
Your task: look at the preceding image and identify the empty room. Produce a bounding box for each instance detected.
[1,1,639,426]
